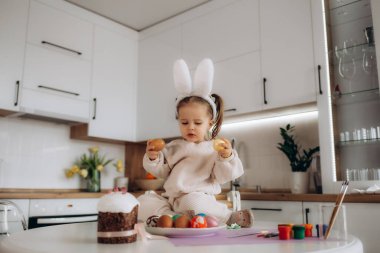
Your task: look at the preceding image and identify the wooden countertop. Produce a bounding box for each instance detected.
[1,188,380,203]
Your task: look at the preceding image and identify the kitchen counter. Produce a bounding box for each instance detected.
[0,222,363,253]
[1,189,380,203]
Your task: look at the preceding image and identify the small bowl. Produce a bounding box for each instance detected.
[135,179,164,191]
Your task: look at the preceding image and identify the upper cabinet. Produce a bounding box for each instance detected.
[20,0,93,122]
[137,27,182,140]
[182,0,260,69]
[88,26,138,142]
[0,0,29,114]
[260,0,317,109]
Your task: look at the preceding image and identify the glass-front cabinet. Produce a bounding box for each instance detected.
[318,0,380,193]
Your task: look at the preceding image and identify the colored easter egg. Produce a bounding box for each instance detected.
[172,214,181,221]
[157,215,173,228]
[174,215,190,228]
[190,215,208,228]
[150,139,165,151]
[213,139,225,151]
[205,215,218,227]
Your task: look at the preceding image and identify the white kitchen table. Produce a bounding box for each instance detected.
[0,222,363,253]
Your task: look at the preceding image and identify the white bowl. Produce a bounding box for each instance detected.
[135,179,164,191]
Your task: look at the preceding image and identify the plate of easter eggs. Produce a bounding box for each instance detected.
[145,213,226,238]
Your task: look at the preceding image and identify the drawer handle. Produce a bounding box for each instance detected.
[251,207,282,212]
[92,98,97,120]
[41,41,82,56]
[318,65,323,95]
[38,85,79,96]
[224,108,237,112]
[263,78,268,104]
[14,80,20,106]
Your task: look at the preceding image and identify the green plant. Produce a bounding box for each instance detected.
[277,124,320,172]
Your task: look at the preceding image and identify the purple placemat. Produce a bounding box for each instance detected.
[168,228,327,247]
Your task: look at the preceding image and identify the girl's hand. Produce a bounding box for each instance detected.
[146,139,165,160]
[213,138,232,158]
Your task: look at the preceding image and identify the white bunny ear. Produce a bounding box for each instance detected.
[173,59,192,95]
[193,58,214,96]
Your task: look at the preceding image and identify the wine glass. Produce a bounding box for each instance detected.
[362,46,376,74]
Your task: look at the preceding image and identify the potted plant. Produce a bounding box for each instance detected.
[65,147,124,192]
[277,124,320,193]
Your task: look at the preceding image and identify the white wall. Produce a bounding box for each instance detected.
[0,117,125,189]
[220,111,319,190]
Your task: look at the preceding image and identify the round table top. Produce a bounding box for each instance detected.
[0,222,363,253]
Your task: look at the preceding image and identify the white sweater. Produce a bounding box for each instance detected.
[143,139,244,199]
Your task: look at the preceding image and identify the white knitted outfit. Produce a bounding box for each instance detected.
[137,139,244,223]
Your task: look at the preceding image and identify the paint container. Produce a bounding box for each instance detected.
[316,224,328,238]
[304,224,313,237]
[292,225,305,239]
[278,225,291,240]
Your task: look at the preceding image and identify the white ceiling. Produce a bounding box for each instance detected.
[65,0,210,31]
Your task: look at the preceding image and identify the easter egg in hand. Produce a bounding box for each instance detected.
[190,215,208,228]
[150,139,165,151]
[213,139,225,152]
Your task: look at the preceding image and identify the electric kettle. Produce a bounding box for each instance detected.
[0,200,27,236]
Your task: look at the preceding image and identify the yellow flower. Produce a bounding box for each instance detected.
[96,165,104,172]
[79,169,88,178]
[89,146,99,154]
[65,170,74,178]
[70,165,80,173]
[115,160,124,172]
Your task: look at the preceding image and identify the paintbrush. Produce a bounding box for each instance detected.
[324,180,349,239]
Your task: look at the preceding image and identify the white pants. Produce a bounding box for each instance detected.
[137,191,232,223]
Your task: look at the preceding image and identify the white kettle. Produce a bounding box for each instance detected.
[0,200,27,236]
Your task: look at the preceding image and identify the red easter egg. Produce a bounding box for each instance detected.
[190,215,208,228]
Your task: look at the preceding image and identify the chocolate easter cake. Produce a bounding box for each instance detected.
[97,190,139,244]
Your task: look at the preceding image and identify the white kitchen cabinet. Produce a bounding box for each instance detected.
[182,0,260,69]
[372,0,380,90]
[137,27,182,141]
[0,0,29,113]
[303,202,380,253]
[89,26,138,141]
[20,0,93,123]
[21,44,91,122]
[213,52,263,116]
[241,200,303,224]
[27,0,93,60]
[260,0,317,110]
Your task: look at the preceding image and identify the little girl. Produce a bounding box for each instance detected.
[137,59,253,227]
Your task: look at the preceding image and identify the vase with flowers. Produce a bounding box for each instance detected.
[277,124,320,193]
[65,147,124,192]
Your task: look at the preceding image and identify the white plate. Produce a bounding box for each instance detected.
[145,224,226,238]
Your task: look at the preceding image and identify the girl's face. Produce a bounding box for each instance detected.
[178,102,213,143]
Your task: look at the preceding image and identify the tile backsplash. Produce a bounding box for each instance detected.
[0,117,125,189]
[220,111,319,190]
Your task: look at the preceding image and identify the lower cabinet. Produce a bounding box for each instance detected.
[241,200,303,224]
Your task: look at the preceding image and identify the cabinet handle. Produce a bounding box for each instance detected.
[41,41,82,56]
[92,98,97,120]
[263,78,268,104]
[224,108,237,112]
[251,207,282,212]
[38,85,79,96]
[305,208,310,224]
[14,80,20,106]
[318,65,323,95]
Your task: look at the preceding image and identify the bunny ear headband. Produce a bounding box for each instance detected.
[173,58,217,121]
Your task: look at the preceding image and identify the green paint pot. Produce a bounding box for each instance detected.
[292,225,305,239]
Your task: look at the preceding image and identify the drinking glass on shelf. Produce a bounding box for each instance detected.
[339,56,356,93]
[362,46,377,76]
